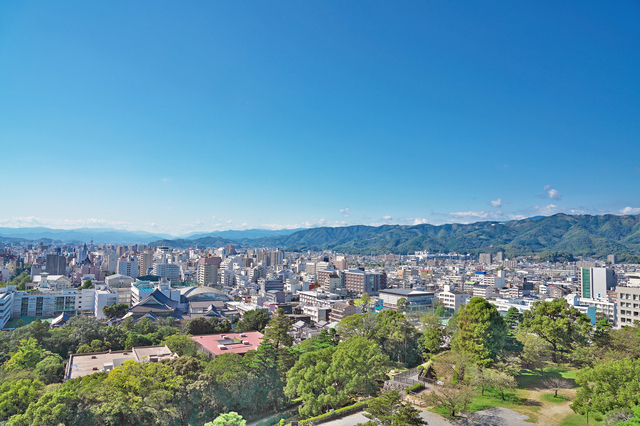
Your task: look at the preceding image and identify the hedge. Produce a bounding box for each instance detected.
[298,400,369,425]
[405,383,425,394]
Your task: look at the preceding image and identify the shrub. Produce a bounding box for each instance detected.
[405,383,425,394]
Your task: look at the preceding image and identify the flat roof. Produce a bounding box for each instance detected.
[192,331,263,356]
[379,289,435,296]
[66,345,175,380]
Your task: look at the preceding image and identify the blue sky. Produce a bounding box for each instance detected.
[1,1,639,235]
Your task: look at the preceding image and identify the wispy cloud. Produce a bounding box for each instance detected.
[382,215,392,220]
[540,185,562,200]
[0,216,132,229]
[490,198,502,207]
[340,208,350,217]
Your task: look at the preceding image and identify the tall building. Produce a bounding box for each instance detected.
[46,254,67,275]
[269,249,284,266]
[494,252,504,263]
[117,256,139,279]
[607,254,617,265]
[197,257,221,286]
[139,251,154,277]
[152,263,181,283]
[225,245,237,255]
[478,253,492,264]
[579,267,616,299]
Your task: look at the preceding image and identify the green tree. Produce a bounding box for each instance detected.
[571,357,640,415]
[33,354,65,384]
[519,299,592,363]
[374,310,422,367]
[453,298,508,366]
[235,309,270,332]
[162,334,198,357]
[185,317,214,335]
[421,313,443,360]
[618,406,640,426]
[93,360,180,425]
[358,389,426,426]
[263,308,293,349]
[504,307,523,330]
[102,304,128,318]
[396,298,408,313]
[285,336,390,417]
[81,279,94,289]
[335,312,377,340]
[3,338,44,371]
[516,332,550,373]
[0,379,43,421]
[205,412,246,426]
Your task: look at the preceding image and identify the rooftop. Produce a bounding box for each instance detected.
[192,331,263,357]
[65,345,177,381]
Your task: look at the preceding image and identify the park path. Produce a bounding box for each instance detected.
[320,406,533,426]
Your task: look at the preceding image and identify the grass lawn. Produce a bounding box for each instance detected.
[559,412,603,426]
[429,388,541,422]
[540,393,569,404]
[516,365,578,389]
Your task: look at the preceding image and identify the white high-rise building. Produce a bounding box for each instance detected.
[579,267,616,299]
[117,256,139,279]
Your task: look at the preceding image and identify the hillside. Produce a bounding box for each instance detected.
[150,213,640,258]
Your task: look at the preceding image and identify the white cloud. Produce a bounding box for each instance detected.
[161,178,169,183]
[226,220,233,224]
[340,208,350,217]
[449,211,492,218]
[382,215,392,220]
[540,185,562,200]
[533,204,560,215]
[621,207,640,215]
[413,218,429,225]
[490,198,502,207]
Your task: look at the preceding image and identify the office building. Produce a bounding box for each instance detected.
[579,267,616,299]
[197,257,221,286]
[117,256,139,279]
[46,254,67,276]
[344,270,387,296]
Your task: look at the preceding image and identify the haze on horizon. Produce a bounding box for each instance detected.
[1,1,639,236]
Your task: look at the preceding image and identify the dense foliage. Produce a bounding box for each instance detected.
[149,213,640,257]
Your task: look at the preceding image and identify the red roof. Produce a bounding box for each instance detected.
[192,332,264,356]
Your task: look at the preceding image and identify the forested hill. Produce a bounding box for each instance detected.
[150,213,640,258]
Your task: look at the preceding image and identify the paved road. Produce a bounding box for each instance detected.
[320,406,533,426]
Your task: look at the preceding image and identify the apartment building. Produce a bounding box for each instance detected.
[344,270,387,296]
[616,286,640,326]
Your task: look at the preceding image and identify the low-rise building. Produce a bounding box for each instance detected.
[65,345,177,380]
[192,331,263,359]
[378,289,436,311]
[328,302,356,323]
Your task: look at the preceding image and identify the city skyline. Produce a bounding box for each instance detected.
[1,1,639,235]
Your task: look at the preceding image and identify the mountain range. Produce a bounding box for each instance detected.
[151,213,640,260]
[0,227,301,245]
[3,214,640,260]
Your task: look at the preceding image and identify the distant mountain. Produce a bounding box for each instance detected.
[148,236,234,249]
[149,213,640,258]
[183,228,304,240]
[0,227,173,244]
